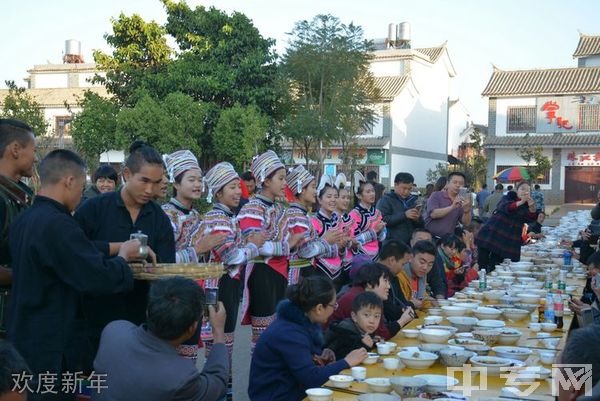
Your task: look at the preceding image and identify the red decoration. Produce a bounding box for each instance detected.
[540,100,573,130]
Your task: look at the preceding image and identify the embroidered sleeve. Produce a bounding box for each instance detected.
[162,205,200,263]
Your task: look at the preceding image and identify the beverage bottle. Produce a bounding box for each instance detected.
[479,270,487,290]
[563,250,572,266]
[554,292,564,329]
[545,272,553,290]
[558,271,566,292]
[544,293,555,323]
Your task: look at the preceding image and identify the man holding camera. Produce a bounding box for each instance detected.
[425,172,472,239]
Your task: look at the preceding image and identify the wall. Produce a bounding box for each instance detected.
[369,60,405,77]
[493,148,553,190]
[391,152,440,186]
[33,73,69,89]
[495,97,536,136]
[78,72,103,87]
[580,56,600,67]
[447,103,472,156]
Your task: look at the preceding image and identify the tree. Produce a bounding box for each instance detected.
[116,92,206,156]
[461,127,488,190]
[0,81,48,137]
[280,14,379,171]
[518,135,552,184]
[426,162,449,184]
[213,104,268,171]
[70,91,122,170]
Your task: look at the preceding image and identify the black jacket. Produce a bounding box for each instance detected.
[325,318,374,361]
[385,275,415,321]
[376,190,421,245]
[7,196,133,378]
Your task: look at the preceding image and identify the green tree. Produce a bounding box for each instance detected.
[462,127,488,190]
[518,135,552,184]
[281,14,379,171]
[1,81,48,137]
[116,92,206,156]
[70,91,122,170]
[213,104,268,171]
[426,162,449,184]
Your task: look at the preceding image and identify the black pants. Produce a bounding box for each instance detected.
[218,274,241,333]
[477,246,505,273]
[248,263,287,317]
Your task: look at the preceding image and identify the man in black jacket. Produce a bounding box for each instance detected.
[377,172,422,245]
[7,150,142,401]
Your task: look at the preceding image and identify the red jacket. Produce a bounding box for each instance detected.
[324,286,391,340]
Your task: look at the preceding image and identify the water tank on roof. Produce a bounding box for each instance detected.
[65,39,81,56]
[397,22,411,42]
[388,23,397,43]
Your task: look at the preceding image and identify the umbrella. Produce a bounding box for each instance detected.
[493,166,530,182]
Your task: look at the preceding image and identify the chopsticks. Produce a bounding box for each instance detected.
[322,385,365,396]
[525,336,562,340]
[499,395,548,401]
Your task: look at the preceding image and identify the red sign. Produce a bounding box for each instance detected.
[541,101,573,130]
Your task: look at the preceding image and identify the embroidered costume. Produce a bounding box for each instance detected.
[349,203,386,259]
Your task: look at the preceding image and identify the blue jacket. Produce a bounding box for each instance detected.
[248,300,350,401]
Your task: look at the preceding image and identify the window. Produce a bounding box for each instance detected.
[507,106,536,133]
[55,116,72,137]
[496,165,550,185]
[578,104,600,131]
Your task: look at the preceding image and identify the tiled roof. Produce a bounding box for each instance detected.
[482,67,600,97]
[372,43,446,64]
[573,35,600,58]
[281,136,389,150]
[0,87,108,107]
[372,75,410,101]
[414,44,446,63]
[484,134,600,148]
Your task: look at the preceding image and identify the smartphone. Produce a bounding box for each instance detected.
[205,287,219,305]
[459,187,469,201]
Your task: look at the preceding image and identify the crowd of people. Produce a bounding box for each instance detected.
[0,117,598,401]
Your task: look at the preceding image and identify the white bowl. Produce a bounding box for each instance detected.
[424,315,444,325]
[389,377,427,397]
[517,293,541,304]
[539,351,557,365]
[329,375,354,388]
[402,329,419,339]
[541,322,558,332]
[470,356,525,376]
[497,328,523,345]
[515,366,551,381]
[474,307,502,320]
[365,377,392,393]
[484,291,505,301]
[453,302,481,311]
[396,350,438,369]
[419,328,453,344]
[427,308,443,315]
[418,343,449,355]
[442,305,469,316]
[306,388,333,401]
[439,349,476,367]
[492,346,532,361]
[448,338,486,347]
[502,308,530,321]
[447,316,479,332]
[476,319,506,330]
[358,394,400,401]
[420,325,459,334]
[413,374,459,393]
[363,352,379,365]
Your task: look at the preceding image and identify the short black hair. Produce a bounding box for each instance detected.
[495,183,504,190]
[38,149,86,186]
[412,240,436,257]
[93,164,118,183]
[0,119,35,159]
[434,177,447,192]
[380,240,411,261]
[411,228,432,240]
[352,262,391,289]
[439,233,465,252]
[351,291,383,313]
[125,140,163,174]
[534,184,540,190]
[287,276,335,312]
[241,171,255,182]
[507,185,513,190]
[560,324,600,386]
[482,184,487,189]
[448,171,466,182]
[587,252,600,268]
[147,277,204,341]
[366,171,377,180]
[394,172,414,184]
[0,340,30,395]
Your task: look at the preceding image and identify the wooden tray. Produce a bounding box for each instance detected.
[129,262,224,280]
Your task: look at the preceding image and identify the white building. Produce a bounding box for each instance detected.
[483,33,600,204]
[284,23,472,187]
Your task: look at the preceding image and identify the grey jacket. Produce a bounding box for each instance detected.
[93,321,228,401]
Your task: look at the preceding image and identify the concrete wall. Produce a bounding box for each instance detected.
[495,97,536,135]
[370,60,406,77]
[33,73,69,89]
[580,56,600,67]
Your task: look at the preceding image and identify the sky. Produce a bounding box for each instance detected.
[3,0,600,124]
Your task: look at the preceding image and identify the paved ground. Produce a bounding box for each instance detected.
[544,203,594,226]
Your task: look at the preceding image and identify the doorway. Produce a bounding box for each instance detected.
[564,166,600,203]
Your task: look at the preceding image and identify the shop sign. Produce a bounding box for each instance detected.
[565,151,600,166]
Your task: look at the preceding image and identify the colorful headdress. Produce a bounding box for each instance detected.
[250,150,285,188]
[287,165,315,195]
[334,173,349,190]
[353,171,366,190]
[163,150,201,183]
[317,174,335,193]
[203,162,239,203]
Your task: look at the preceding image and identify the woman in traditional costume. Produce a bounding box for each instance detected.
[349,177,386,260]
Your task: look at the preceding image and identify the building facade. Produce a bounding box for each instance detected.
[483,33,600,204]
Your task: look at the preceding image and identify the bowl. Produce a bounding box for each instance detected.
[542,338,559,349]
[396,350,438,369]
[365,378,392,393]
[389,377,427,397]
[358,394,400,401]
[402,329,419,339]
[502,308,530,321]
[306,388,333,401]
[476,319,506,330]
[439,349,476,367]
[529,323,541,332]
[377,342,394,355]
[469,291,485,300]
[539,351,557,365]
[428,308,443,315]
[418,343,448,356]
[413,374,459,393]
[517,293,541,304]
[497,328,523,345]
[419,328,453,344]
[474,306,502,320]
[514,303,539,313]
[536,332,551,339]
[419,325,459,334]
[447,316,479,332]
[484,291,505,301]
[363,352,379,365]
[472,329,500,345]
[328,375,354,388]
[492,346,532,361]
[464,344,491,356]
[442,305,469,316]
[437,299,451,306]
[515,366,551,381]
[541,322,558,332]
[423,315,444,325]
[470,356,525,376]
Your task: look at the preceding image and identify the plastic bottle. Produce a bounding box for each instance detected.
[563,250,572,266]
[554,292,564,329]
[479,270,487,290]
[544,293,555,323]
[558,270,566,292]
[545,271,553,290]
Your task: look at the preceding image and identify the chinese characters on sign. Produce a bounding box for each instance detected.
[541,101,573,130]
[565,151,600,166]
[11,371,108,395]
[537,96,579,133]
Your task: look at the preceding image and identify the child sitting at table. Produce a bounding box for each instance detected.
[325,291,383,361]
